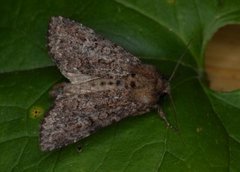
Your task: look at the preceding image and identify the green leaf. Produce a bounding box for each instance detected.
[0,0,240,171]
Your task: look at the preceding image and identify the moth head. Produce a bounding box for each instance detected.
[156,76,170,101]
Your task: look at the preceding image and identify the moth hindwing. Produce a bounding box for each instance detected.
[40,16,169,151]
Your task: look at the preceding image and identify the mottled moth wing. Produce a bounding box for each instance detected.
[40,86,152,151]
[48,16,141,83]
[41,16,168,151]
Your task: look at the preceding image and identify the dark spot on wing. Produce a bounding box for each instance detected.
[130,81,136,88]
[131,73,136,77]
[116,80,121,86]
[100,81,106,86]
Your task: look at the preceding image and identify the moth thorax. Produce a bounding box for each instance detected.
[131,88,158,106]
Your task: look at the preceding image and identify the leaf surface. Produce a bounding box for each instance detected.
[0,0,240,171]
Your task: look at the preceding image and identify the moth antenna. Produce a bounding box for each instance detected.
[168,37,194,82]
[164,37,194,131]
[169,93,188,147]
[168,93,180,131]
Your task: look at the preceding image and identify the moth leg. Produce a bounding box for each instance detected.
[76,144,83,153]
[49,82,67,98]
[158,106,176,131]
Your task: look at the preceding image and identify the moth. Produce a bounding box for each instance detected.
[40,16,172,151]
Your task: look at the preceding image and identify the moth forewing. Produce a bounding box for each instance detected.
[40,16,170,151]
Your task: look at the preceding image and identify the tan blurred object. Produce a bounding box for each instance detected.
[205,25,240,92]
